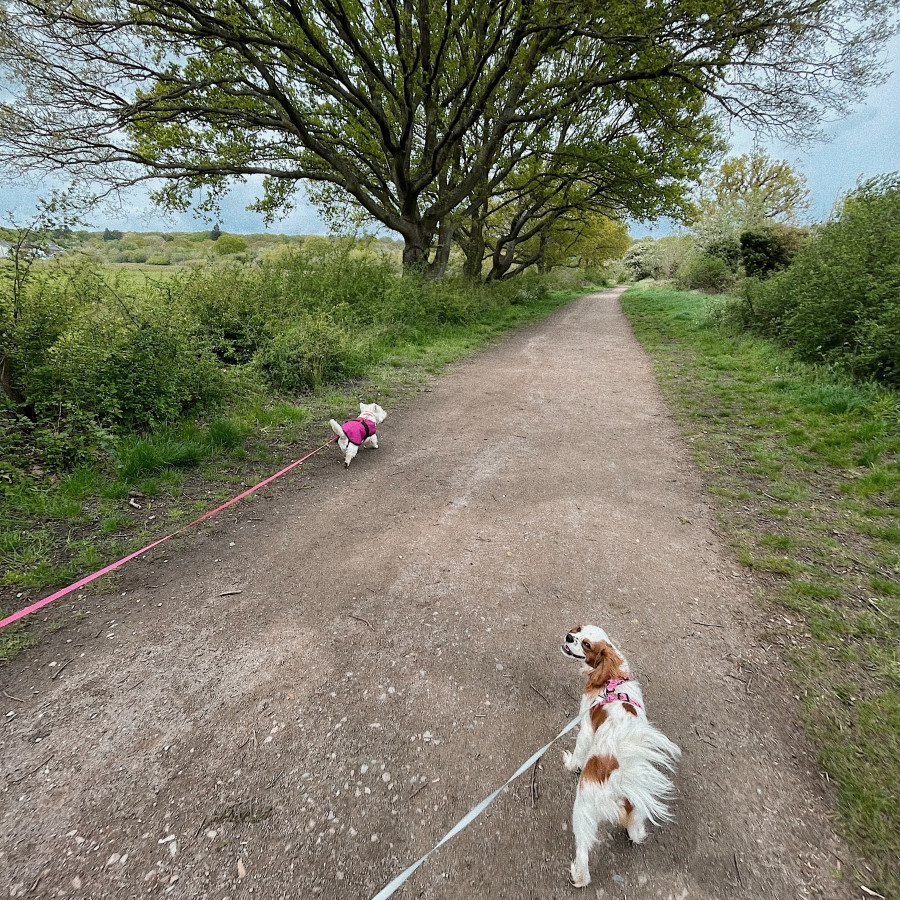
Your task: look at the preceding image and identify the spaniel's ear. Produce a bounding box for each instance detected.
[585,641,627,686]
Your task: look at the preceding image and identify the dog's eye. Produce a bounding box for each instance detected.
[582,640,591,650]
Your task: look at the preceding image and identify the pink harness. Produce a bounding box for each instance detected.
[590,678,643,711]
[341,416,377,446]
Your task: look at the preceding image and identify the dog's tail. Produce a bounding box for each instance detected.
[329,419,347,442]
[581,717,681,828]
[616,719,681,826]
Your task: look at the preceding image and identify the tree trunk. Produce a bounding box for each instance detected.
[0,355,25,406]
[486,236,516,282]
[402,239,427,275]
[425,220,455,281]
[400,217,438,277]
[460,221,485,284]
[536,231,549,274]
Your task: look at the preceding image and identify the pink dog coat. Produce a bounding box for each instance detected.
[341,417,377,446]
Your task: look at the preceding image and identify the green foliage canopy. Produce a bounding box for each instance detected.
[0,0,894,272]
[694,150,811,232]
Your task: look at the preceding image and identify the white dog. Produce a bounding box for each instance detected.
[561,625,681,888]
[329,402,387,468]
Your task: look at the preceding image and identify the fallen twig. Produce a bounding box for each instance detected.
[2,690,25,703]
[692,622,724,628]
[218,590,243,597]
[9,755,54,784]
[694,726,718,748]
[408,780,432,802]
[733,852,743,887]
[529,683,551,707]
[348,614,374,630]
[530,759,540,807]
[867,599,900,625]
[51,658,74,680]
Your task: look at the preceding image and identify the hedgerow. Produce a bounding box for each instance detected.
[741,175,900,385]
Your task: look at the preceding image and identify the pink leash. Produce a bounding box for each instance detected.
[0,436,337,630]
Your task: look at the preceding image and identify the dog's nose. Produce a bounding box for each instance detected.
[565,633,575,644]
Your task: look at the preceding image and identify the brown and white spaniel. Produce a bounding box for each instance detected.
[561,624,681,888]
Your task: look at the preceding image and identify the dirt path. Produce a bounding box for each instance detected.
[1,288,849,900]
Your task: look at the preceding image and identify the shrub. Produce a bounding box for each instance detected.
[623,236,693,281]
[214,234,248,255]
[94,322,224,427]
[254,314,354,392]
[739,225,806,278]
[746,174,900,385]
[180,265,278,363]
[675,253,734,293]
[703,234,743,272]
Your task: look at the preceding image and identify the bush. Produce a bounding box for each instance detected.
[703,234,743,272]
[623,236,693,281]
[2,259,225,438]
[739,225,806,278]
[746,174,900,385]
[675,253,734,293]
[95,322,224,427]
[254,314,354,392]
[214,234,248,255]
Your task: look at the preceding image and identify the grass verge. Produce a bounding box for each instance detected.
[0,284,589,659]
[621,284,900,895]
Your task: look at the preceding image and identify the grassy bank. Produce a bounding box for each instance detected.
[1,250,595,657]
[622,285,900,894]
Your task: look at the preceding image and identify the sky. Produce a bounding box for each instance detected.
[1,32,898,237]
[635,31,900,238]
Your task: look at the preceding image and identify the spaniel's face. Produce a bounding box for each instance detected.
[561,625,613,667]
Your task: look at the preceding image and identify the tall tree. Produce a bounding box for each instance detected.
[0,0,893,272]
[694,149,811,228]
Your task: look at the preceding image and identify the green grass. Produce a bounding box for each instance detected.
[622,285,900,894]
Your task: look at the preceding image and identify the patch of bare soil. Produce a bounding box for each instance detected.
[1,289,850,899]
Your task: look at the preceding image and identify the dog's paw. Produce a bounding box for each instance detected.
[568,861,590,889]
[562,750,580,774]
[627,822,647,845]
